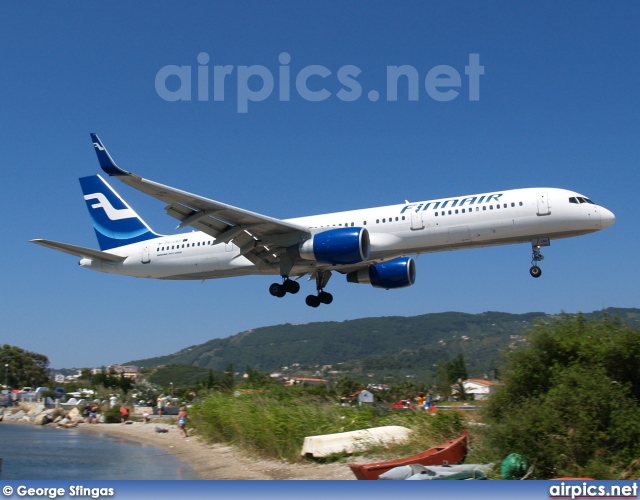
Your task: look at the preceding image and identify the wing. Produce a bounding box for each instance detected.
[90,134,310,271]
[30,239,127,262]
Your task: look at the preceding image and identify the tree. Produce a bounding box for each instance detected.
[220,364,235,392]
[244,366,272,389]
[448,353,469,400]
[1,344,51,389]
[483,314,640,478]
[132,379,162,402]
[435,353,469,401]
[334,376,361,398]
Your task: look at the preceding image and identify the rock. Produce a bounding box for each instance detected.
[28,405,46,417]
[34,413,52,425]
[68,408,81,419]
[57,417,68,426]
[8,410,25,421]
[53,416,62,423]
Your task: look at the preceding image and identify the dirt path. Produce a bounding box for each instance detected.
[80,422,355,480]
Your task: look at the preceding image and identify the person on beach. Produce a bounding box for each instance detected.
[119,405,130,424]
[90,403,99,424]
[157,395,165,417]
[177,407,188,438]
[83,403,92,423]
[142,409,150,423]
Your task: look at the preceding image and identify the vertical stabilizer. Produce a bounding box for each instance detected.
[79,175,160,250]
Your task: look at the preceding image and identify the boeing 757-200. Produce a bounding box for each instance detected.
[31,134,616,307]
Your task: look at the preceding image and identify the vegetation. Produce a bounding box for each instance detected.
[435,353,469,401]
[1,344,51,388]
[125,308,640,382]
[482,314,640,479]
[190,383,465,462]
[145,364,214,388]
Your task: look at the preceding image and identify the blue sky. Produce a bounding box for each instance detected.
[2,3,638,369]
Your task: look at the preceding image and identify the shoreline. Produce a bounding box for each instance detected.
[74,420,355,480]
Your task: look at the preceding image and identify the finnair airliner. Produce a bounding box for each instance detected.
[32,134,615,307]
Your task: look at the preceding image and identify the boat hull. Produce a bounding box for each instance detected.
[349,431,469,480]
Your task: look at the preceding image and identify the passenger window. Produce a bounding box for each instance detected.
[435,212,439,217]
[519,202,523,206]
[504,204,507,208]
[376,219,379,224]
[490,205,493,210]
[402,216,405,221]
[448,210,452,215]
[483,206,486,211]
[455,209,459,214]
[511,202,515,207]
[462,209,465,213]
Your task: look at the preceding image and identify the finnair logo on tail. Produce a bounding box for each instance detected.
[84,193,136,220]
[93,142,105,151]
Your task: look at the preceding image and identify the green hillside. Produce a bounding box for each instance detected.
[125,308,640,379]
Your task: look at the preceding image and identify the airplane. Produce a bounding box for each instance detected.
[31,134,616,307]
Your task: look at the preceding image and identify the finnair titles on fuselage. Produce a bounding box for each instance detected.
[31,134,615,307]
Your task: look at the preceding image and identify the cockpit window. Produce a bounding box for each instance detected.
[569,197,596,205]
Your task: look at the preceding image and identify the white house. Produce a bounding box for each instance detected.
[457,379,499,400]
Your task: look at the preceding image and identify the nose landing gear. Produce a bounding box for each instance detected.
[529,238,549,278]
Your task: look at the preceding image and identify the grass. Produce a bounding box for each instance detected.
[190,390,468,462]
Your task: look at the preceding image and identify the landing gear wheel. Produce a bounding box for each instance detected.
[269,283,286,297]
[529,265,542,278]
[318,291,333,304]
[306,295,321,308]
[283,279,300,294]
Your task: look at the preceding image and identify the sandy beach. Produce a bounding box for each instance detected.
[78,421,355,480]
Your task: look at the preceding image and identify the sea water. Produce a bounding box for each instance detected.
[0,423,199,479]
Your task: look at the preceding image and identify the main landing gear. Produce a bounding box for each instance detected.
[305,270,333,308]
[269,277,300,298]
[269,270,334,307]
[529,239,549,278]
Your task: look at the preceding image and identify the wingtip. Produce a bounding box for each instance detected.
[90,133,129,176]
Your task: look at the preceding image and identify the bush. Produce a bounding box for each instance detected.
[483,314,640,478]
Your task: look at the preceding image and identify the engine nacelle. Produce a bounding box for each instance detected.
[299,228,370,265]
[346,256,416,289]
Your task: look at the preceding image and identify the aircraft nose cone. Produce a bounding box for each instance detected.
[600,207,616,229]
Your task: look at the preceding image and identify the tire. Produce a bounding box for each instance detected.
[306,295,321,307]
[283,279,300,294]
[318,291,333,304]
[269,283,286,297]
[529,266,542,278]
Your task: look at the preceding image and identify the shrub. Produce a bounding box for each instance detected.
[483,314,640,478]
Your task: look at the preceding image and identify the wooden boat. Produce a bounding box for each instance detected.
[349,430,468,480]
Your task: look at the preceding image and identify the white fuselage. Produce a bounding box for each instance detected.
[79,187,614,280]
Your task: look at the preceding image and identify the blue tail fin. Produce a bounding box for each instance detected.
[79,175,161,250]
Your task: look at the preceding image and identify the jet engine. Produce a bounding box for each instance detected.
[299,227,370,265]
[346,256,416,289]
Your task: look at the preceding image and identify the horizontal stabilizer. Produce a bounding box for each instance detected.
[30,239,127,262]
